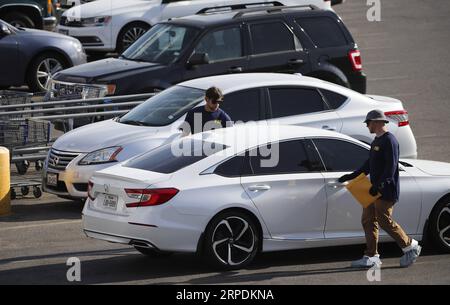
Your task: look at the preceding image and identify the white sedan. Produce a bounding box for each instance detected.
[83,125,450,269]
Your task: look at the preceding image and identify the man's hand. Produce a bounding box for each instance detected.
[338,174,353,183]
[369,185,379,196]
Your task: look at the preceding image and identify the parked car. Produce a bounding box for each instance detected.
[82,124,450,269]
[0,0,57,30]
[42,73,416,200]
[56,0,333,55]
[0,19,86,91]
[47,4,366,101]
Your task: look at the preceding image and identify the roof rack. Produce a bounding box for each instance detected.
[196,1,284,15]
[233,4,319,19]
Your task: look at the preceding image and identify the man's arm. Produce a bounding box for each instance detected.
[377,137,398,189]
[338,158,370,182]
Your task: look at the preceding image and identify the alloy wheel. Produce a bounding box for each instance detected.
[36,58,64,91]
[122,27,147,50]
[437,204,450,248]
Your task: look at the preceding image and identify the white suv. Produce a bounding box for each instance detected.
[42,73,417,200]
[57,0,332,54]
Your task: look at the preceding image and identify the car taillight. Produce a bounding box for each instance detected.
[87,180,95,200]
[349,50,362,71]
[385,110,409,127]
[125,188,179,208]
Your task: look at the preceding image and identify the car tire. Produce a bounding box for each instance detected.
[429,198,450,252]
[26,52,69,93]
[134,246,174,258]
[116,22,150,54]
[2,12,35,28]
[203,210,260,270]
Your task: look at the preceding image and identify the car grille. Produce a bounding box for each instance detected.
[47,149,80,171]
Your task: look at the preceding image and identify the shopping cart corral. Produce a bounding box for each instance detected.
[0,90,156,199]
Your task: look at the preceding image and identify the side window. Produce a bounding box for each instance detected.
[312,138,369,172]
[269,87,328,118]
[214,154,246,177]
[194,27,242,62]
[245,140,318,176]
[296,17,348,48]
[319,89,348,110]
[221,89,260,122]
[249,21,301,55]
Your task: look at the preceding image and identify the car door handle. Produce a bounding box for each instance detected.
[327,181,348,189]
[322,125,337,131]
[228,66,243,73]
[248,184,271,192]
[288,59,304,65]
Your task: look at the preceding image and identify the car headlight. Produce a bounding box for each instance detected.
[78,147,123,165]
[70,39,83,53]
[81,16,112,27]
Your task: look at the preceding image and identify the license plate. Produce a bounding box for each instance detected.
[103,194,118,210]
[59,29,69,35]
[46,173,58,187]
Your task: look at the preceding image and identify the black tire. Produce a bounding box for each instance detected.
[21,186,30,196]
[16,160,29,175]
[10,188,16,200]
[116,22,150,54]
[2,12,35,28]
[33,187,42,198]
[203,210,260,270]
[134,246,173,258]
[26,52,69,92]
[429,198,450,252]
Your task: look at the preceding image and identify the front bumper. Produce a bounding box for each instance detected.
[56,25,114,52]
[42,150,114,199]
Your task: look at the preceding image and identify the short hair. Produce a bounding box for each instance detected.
[205,86,223,102]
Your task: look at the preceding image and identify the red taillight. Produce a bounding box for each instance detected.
[349,50,362,71]
[87,180,95,200]
[385,110,409,127]
[125,188,179,208]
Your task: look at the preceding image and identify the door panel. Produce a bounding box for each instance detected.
[0,34,19,85]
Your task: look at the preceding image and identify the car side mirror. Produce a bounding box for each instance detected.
[187,52,209,68]
[0,24,12,37]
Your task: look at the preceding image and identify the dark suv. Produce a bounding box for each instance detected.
[0,0,57,30]
[48,4,366,100]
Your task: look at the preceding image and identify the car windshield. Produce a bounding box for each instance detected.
[121,23,199,65]
[119,85,205,126]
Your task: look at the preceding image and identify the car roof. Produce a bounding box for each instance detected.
[167,7,335,29]
[179,73,359,97]
[189,124,367,152]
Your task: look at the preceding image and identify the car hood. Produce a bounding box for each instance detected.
[52,119,168,153]
[54,58,163,82]
[16,27,78,42]
[63,0,159,18]
[401,159,450,177]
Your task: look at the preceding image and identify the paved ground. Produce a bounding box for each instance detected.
[1,0,450,285]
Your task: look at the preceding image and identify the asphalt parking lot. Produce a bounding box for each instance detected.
[1,0,450,285]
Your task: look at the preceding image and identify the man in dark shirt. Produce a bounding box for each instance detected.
[339,110,421,268]
[181,86,232,136]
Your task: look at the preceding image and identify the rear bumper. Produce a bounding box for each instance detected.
[348,71,367,94]
[396,125,418,159]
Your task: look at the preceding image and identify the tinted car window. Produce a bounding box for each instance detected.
[119,85,204,126]
[245,140,317,176]
[296,17,348,48]
[214,153,246,177]
[320,89,348,109]
[194,27,242,62]
[122,24,199,65]
[250,22,300,54]
[220,89,260,122]
[312,138,369,172]
[125,139,227,174]
[269,87,328,118]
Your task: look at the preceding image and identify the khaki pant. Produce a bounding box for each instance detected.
[362,199,411,257]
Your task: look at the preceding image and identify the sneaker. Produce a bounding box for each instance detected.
[351,255,382,268]
[400,245,421,268]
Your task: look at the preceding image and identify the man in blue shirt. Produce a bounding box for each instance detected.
[339,110,421,268]
[181,86,233,136]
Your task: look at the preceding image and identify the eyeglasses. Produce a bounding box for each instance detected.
[210,99,223,105]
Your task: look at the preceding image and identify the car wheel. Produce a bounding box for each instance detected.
[203,211,259,270]
[3,12,35,28]
[134,246,174,258]
[27,53,69,92]
[429,198,450,252]
[117,23,150,54]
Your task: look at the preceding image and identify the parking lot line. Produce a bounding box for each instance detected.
[1,220,82,231]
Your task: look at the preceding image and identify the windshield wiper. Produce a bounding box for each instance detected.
[119,120,146,126]
[120,55,149,63]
